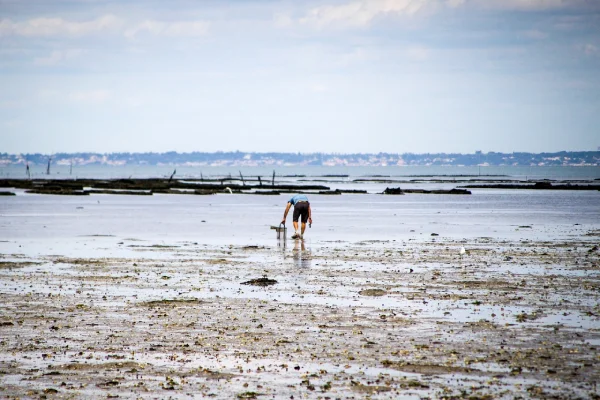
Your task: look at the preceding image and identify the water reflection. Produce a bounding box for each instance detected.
[293,239,311,268]
[277,233,286,250]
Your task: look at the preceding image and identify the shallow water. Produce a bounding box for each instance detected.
[2,164,600,181]
[1,189,599,255]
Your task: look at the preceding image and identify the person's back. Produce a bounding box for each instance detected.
[288,194,309,205]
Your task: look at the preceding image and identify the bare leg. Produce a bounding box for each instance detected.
[301,222,306,235]
[293,221,299,232]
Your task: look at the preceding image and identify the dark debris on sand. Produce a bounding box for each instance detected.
[241,277,278,286]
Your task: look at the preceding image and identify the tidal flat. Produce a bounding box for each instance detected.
[1,234,599,399]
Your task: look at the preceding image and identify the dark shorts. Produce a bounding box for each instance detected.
[293,201,309,223]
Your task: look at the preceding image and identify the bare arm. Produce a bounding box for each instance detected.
[308,204,313,225]
[281,202,292,225]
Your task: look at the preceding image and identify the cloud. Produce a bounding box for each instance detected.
[581,43,599,56]
[470,0,585,11]
[294,0,594,29]
[34,49,85,66]
[309,83,329,93]
[405,45,430,61]
[0,15,209,39]
[522,29,548,40]
[445,0,465,7]
[0,15,122,37]
[0,100,23,109]
[124,20,210,39]
[3,119,22,128]
[274,13,294,28]
[69,89,111,103]
[336,47,369,66]
[298,0,438,29]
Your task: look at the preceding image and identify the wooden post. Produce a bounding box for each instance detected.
[239,171,245,186]
[272,170,275,187]
[169,169,176,182]
[46,157,51,175]
[258,176,262,186]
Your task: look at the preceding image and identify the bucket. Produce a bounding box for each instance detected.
[276,223,287,240]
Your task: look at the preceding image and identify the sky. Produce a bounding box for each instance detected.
[1,0,599,154]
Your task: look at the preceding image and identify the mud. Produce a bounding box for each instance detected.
[459,182,600,190]
[0,179,330,195]
[1,237,599,399]
[26,189,89,195]
[4,177,596,198]
[383,187,472,195]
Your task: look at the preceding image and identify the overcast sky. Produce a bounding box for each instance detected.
[1,0,599,154]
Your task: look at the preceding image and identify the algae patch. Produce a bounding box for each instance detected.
[359,289,387,296]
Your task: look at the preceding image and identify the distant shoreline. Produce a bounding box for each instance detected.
[1,150,599,167]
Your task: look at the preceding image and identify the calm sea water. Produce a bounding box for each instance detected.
[1,165,599,259]
[2,164,600,181]
[1,189,599,258]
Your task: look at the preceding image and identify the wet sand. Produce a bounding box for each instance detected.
[1,233,599,399]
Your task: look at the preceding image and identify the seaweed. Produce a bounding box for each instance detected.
[241,277,278,286]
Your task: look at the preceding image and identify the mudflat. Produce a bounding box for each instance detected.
[1,234,599,399]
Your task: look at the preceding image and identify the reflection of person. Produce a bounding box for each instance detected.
[281,194,312,239]
[293,239,311,268]
[294,239,306,252]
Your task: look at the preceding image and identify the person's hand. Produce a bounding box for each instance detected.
[280,219,286,225]
[308,217,312,226]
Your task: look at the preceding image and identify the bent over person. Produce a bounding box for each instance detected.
[281,194,313,239]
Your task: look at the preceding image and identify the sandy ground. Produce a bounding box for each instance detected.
[1,233,599,399]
